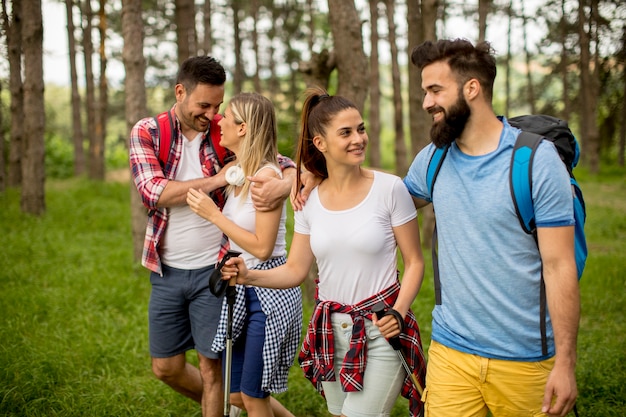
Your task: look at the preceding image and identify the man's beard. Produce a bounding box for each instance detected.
[429,95,471,148]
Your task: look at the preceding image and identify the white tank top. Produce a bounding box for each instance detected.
[221,164,287,269]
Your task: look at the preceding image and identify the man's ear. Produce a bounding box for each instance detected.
[464,78,481,101]
[174,84,186,101]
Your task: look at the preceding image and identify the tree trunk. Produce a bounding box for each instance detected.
[65,0,85,176]
[413,0,438,250]
[578,0,599,173]
[232,0,244,93]
[478,0,490,43]
[4,0,24,188]
[82,0,97,180]
[560,0,571,120]
[122,0,149,263]
[175,0,197,65]
[384,0,408,175]
[368,0,381,168]
[251,0,261,92]
[21,0,45,215]
[520,0,536,114]
[504,1,512,116]
[299,49,335,89]
[0,79,4,192]
[90,0,107,181]
[327,0,369,112]
[201,0,212,54]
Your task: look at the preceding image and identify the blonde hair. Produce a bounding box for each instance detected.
[228,92,279,199]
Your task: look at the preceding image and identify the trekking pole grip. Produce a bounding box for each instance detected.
[372,302,404,350]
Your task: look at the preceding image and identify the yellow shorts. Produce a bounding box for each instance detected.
[423,341,555,417]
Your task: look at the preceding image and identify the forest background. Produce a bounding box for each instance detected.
[1,0,625,416]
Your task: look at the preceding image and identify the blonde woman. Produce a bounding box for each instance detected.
[221,87,427,417]
[187,92,301,417]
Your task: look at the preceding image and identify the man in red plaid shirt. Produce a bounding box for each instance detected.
[129,56,295,417]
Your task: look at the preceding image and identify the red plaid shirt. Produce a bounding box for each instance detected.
[299,281,426,417]
[129,105,294,274]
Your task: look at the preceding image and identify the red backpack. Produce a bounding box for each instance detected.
[154,110,228,168]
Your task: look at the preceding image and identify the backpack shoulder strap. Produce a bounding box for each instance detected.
[209,114,228,166]
[426,145,449,199]
[155,110,176,167]
[510,131,543,234]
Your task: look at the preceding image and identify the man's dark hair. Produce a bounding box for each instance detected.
[411,39,497,101]
[176,56,226,93]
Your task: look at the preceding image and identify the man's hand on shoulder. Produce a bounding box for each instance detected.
[291,170,320,211]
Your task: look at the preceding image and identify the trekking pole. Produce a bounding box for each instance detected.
[223,276,237,417]
[208,250,242,417]
[372,302,424,396]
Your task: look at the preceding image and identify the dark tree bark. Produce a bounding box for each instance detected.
[232,0,244,93]
[175,0,197,64]
[201,0,213,54]
[81,0,97,180]
[520,0,537,114]
[122,0,149,262]
[504,1,512,115]
[410,0,438,249]
[478,0,491,43]
[299,49,336,89]
[3,0,24,188]
[560,0,571,120]
[368,0,381,168]
[384,0,408,175]
[327,0,369,112]
[251,0,261,92]
[0,79,4,192]
[578,0,600,173]
[89,0,107,181]
[65,0,85,176]
[21,0,45,215]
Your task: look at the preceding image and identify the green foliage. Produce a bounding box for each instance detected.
[0,169,625,416]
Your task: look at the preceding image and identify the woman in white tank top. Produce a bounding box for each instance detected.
[187,93,301,417]
[219,88,427,417]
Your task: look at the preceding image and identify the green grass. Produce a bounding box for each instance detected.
[1,168,625,416]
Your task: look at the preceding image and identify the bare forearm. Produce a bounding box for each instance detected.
[246,263,307,289]
[546,274,580,365]
[392,262,424,318]
[158,175,226,208]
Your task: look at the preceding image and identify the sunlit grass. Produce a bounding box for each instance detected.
[1,168,624,416]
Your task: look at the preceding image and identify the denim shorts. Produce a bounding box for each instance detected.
[149,264,222,359]
[321,312,404,416]
[225,287,270,399]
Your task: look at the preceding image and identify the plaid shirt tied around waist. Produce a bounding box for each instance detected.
[298,280,426,417]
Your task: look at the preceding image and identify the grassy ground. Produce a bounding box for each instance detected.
[0,168,624,416]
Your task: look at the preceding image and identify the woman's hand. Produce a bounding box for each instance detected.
[186,188,220,222]
[372,310,403,339]
[222,256,250,285]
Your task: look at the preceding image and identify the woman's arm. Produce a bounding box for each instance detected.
[222,232,315,289]
[186,167,282,260]
[374,217,425,338]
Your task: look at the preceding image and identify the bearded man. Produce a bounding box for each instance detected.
[403,39,579,417]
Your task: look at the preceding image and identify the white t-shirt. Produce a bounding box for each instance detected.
[295,170,417,305]
[160,133,222,269]
[222,164,287,269]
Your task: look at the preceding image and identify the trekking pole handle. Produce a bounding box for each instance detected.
[372,302,404,350]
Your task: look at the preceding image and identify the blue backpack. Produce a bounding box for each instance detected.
[427,115,588,356]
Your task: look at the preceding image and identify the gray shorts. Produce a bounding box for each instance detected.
[149,264,222,359]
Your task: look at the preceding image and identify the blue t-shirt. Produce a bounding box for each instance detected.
[403,117,574,361]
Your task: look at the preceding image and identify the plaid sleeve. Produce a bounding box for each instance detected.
[277,154,296,171]
[129,117,169,210]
